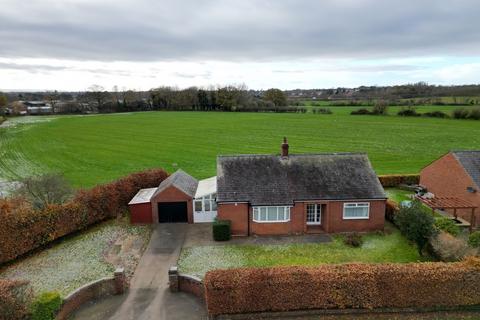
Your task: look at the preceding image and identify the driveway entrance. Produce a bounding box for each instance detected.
[70,224,206,320]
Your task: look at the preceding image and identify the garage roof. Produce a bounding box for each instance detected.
[128,187,157,205]
[152,169,198,199]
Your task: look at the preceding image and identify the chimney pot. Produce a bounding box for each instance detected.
[281,137,289,157]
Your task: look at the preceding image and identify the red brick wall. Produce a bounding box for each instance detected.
[219,200,385,236]
[217,203,249,236]
[420,153,479,227]
[324,200,385,233]
[129,203,153,224]
[150,186,193,223]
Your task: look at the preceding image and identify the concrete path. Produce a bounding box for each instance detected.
[71,224,207,320]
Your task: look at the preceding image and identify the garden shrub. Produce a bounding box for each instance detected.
[394,200,436,254]
[30,291,63,320]
[350,108,371,115]
[204,259,480,316]
[468,231,480,247]
[434,217,460,236]
[0,168,169,265]
[0,280,32,320]
[212,220,231,241]
[343,233,363,247]
[423,111,449,118]
[377,174,419,187]
[429,232,473,262]
[397,107,420,117]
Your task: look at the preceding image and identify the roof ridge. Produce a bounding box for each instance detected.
[218,152,367,158]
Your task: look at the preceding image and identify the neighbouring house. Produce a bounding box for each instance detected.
[129,138,387,236]
[129,170,217,224]
[23,101,53,114]
[420,151,480,228]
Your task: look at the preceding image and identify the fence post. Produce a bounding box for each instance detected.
[169,266,179,292]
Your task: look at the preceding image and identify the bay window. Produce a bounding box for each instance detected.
[253,206,291,223]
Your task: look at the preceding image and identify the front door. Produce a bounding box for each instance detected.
[306,204,322,225]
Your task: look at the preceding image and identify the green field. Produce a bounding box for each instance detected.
[0,109,479,187]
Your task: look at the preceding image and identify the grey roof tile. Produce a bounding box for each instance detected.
[452,151,480,188]
[217,153,386,205]
[152,169,198,198]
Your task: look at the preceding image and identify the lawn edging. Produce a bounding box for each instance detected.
[168,266,204,300]
[55,268,126,320]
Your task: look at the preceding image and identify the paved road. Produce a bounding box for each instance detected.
[71,224,207,320]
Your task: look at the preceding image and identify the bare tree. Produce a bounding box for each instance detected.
[19,173,73,209]
[44,90,59,113]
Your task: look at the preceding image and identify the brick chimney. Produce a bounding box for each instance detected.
[281,137,289,157]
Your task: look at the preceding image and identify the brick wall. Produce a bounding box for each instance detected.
[217,203,249,236]
[129,203,153,224]
[420,153,480,227]
[151,185,194,223]
[324,200,385,233]
[56,269,126,320]
[168,267,204,300]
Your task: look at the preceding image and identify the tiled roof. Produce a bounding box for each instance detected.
[217,153,386,206]
[452,151,480,188]
[152,169,198,198]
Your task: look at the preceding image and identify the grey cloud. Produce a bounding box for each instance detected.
[0,62,67,73]
[0,0,479,62]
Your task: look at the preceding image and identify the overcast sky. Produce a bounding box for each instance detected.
[1,0,480,91]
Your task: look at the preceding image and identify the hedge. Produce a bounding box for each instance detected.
[204,258,480,316]
[30,291,63,320]
[385,200,399,223]
[212,220,231,241]
[378,174,420,187]
[0,279,32,320]
[0,168,168,265]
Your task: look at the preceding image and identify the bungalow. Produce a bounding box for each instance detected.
[129,138,387,235]
[420,151,479,228]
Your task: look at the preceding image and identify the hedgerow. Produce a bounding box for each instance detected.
[0,279,33,320]
[0,168,168,265]
[378,174,419,187]
[204,258,480,316]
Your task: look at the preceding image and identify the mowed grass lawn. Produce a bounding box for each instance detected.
[178,224,425,279]
[0,109,479,187]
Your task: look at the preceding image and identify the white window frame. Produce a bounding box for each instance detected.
[252,206,291,223]
[194,193,217,213]
[343,202,370,220]
[306,203,322,225]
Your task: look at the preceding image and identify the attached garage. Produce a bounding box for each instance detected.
[129,170,199,224]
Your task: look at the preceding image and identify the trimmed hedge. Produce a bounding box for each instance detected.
[0,279,32,320]
[30,291,62,320]
[212,220,231,241]
[204,258,480,316]
[378,174,420,187]
[0,168,168,265]
[385,200,399,223]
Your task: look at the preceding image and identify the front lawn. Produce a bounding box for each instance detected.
[178,223,425,278]
[0,218,151,297]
